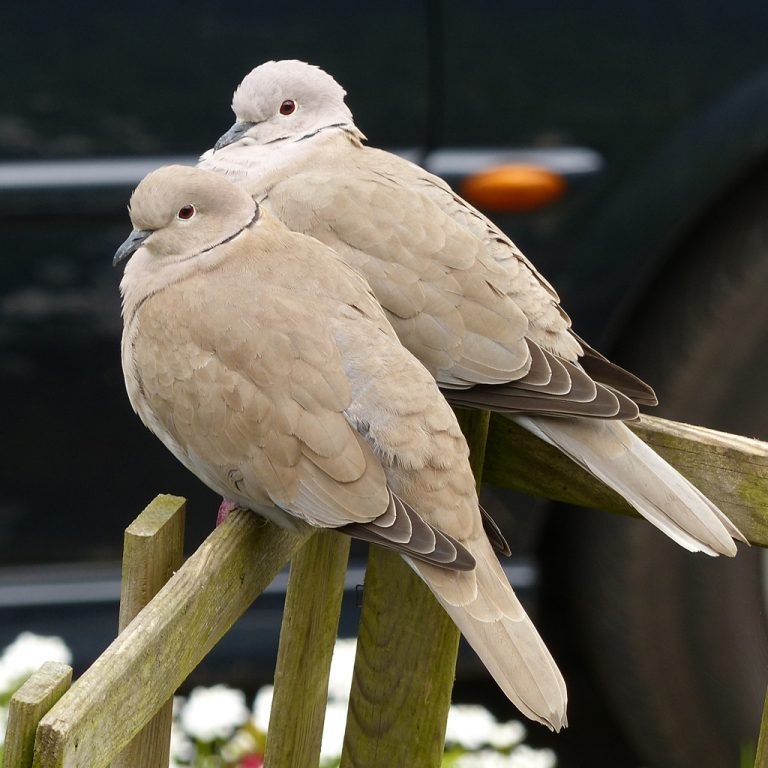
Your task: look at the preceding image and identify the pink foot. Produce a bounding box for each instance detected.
[216,498,240,527]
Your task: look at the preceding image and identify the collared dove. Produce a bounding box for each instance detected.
[115,165,568,729]
[200,59,746,556]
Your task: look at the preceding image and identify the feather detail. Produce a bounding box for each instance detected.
[410,533,567,731]
[514,415,746,555]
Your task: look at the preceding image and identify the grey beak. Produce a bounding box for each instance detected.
[113,229,151,266]
[214,121,256,150]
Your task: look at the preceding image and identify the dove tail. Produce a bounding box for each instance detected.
[514,415,746,556]
[408,535,568,731]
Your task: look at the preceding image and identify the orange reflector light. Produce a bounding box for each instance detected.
[461,164,566,212]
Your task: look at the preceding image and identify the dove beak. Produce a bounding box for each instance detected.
[113,229,151,266]
[214,121,256,150]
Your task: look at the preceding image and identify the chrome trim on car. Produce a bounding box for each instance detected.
[424,147,603,177]
[0,559,537,608]
[0,147,602,194]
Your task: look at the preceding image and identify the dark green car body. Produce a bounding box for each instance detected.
[4,3,768,766]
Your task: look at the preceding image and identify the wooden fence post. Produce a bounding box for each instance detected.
[112,494,186,768]
[340,549,459,768]
[340,408,490,767]
[264,530,350,768]
[2,663,72,768]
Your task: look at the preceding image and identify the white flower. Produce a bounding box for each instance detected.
[506,744,557,768]
[444,704,497,749]
[172,695,185,717]
[179,685,249,742]
[454,747,557,768]
[252,684,274,732]
[0,705,8,748]
[0,633,72,692]
[220,727,259,763]
[168,719,195,766]
[326,638,356,702]
[454,749,516,768]
[487,720,526,748]
[320,700,348,762]
[445,703,526,751]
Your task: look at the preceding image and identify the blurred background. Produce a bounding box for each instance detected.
[4,1,768,765]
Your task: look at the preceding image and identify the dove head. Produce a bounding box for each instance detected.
[115,166,259,306]
[116,165,258,264]
[214,60,358,150]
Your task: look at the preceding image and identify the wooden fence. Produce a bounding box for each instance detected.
[4,411,768,767]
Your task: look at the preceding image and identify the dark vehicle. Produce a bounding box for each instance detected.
[4,3,768,766]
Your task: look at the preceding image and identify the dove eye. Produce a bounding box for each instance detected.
[279,99,296,116]
[177,204,196,220]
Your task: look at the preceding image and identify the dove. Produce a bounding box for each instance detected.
[199,59,746,557]
[115,164,568,730]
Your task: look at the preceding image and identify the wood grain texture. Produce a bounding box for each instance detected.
[117,494,187,632]
[32,509,312,768]
[484,413,768,547]
[113,494,186,768]
[264,530,350,768]
[2,662,72,768]
[339,548,460,768]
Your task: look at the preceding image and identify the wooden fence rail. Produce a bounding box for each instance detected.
[485,413,768,546]
[31,505,312,767]
[4,412,768,767]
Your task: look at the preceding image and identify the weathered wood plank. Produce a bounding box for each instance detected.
[117,494,187,631]
[264,530,350,768]
[25,410,768,766]
[484,413,768,547]
[32,510,312,768]
[113,494,186,768]
[340,408,490,768]
[2,662,72,768]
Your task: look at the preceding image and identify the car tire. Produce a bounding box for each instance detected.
[558,171,768,768]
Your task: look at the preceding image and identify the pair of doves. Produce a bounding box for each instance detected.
[114,60,746,731]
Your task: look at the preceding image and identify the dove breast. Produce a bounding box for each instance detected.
[121,194,480,552]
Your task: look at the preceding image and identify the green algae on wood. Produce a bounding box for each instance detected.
[113,494,187,768]
[484,413,768,547]
[33,508,312,768]
[340,548,460,768]
[3,662,72,768]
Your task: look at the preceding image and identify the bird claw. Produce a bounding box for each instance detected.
[216,498,240,527]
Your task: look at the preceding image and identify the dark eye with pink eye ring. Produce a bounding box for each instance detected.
[279,99,296,116]
[177,204,195,220]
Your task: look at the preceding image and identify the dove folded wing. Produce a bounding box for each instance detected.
[261,162,538,383]
[259,147,648,419]
[570,333,659,406]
